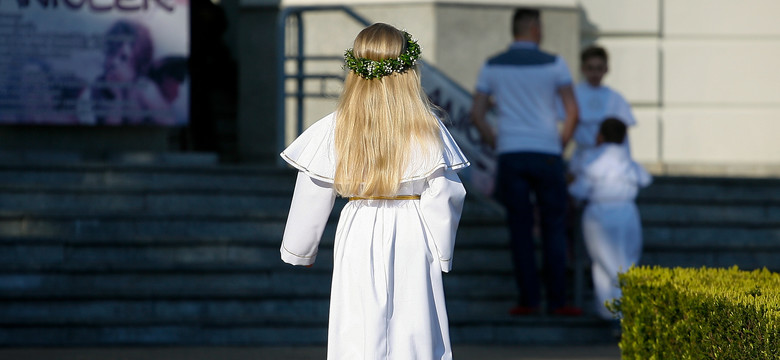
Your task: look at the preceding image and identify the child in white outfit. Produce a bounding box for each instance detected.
[568,118,652,320]
[280,24,468,360]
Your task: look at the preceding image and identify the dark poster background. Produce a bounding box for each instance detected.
[0,0,190,127]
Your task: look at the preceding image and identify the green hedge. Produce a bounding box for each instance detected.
[612,266,780,360]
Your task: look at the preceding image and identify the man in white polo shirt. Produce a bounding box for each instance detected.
[470,8,580,316]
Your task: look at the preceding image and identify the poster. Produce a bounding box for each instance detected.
[0,0,189,126]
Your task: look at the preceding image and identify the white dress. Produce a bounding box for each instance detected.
[279,113,469,360]
[568,144,651,319]
[569,82,635,176]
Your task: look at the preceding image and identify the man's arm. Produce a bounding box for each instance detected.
[557,85,579,147]
[469,92,496,149]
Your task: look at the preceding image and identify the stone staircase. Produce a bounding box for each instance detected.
[0,161,777,346]
[638,176,780,272]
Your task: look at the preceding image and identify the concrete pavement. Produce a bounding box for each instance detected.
[0,345,621,360]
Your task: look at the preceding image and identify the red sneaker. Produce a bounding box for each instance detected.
[508,306,541,316]
[550,306,583,316]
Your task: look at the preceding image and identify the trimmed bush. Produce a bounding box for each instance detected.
[612,266,780,360]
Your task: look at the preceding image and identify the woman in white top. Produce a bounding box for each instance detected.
[279,23,469,360]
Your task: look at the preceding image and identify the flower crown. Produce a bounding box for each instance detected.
[343,31,421,80]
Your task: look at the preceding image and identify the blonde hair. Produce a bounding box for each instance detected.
[334,23,442,197]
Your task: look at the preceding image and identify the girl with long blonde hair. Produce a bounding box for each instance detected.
[280,23,469,360]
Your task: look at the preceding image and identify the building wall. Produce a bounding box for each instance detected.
[237,4,281,162]
[433,3,579,92]
[579,0,780,175]
[238,0,780,174]
[260,0,580,146]
[283,3,439,145]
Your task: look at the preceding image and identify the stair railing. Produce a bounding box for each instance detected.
[275,6,371,164]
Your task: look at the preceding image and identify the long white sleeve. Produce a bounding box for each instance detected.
[419,168,467,273]
[635,163,653,188]
[280,172,336,266]
[568,175,592,202]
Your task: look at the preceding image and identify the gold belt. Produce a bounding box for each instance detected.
[348,195,421,201]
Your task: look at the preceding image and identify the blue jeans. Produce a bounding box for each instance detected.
[496,152,568,310]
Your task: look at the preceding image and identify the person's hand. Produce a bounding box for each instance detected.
[483,132,497,150]
[565,172,575,184]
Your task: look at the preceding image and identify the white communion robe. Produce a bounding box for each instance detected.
[569,82,636,176]
[279,112,469,360]
[568,144,651,320]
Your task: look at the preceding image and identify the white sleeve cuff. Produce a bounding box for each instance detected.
[440,258,452,273]
[280,246,317,266]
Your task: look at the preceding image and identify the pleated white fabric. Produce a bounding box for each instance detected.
[280,113,469,184]
[280,113,469,359]
[581,201,643,319]
[568,144,651,319]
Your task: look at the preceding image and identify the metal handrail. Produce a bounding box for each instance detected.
[275,6,372,165]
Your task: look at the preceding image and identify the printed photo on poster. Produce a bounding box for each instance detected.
[0,0,189,126]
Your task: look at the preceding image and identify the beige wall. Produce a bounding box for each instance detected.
[243,0,780,174]
[270,0,580,145]
[288,3,439,144]
[434,4,579,92]
[579,0,780,175]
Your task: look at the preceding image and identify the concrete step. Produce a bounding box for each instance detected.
[638,203,780,224]
[0,270,334,299]
[640,251,780,271]
[0,213,290,238]
[0,188,496,219]
[0,242,303,272]
[0,325,327,346]
[0,243,517,273]
[643,225,780,247]
[0,163,295,191]
[3,164,779,205]
[0,214,502,243]
[6,211,771,245]
[0,190,294,216]
[2,164,776,196]
[639,176,780,204]
[2,190,776,224]
[450,316,614,345]
[0,270,529,301]
[1,191,777,228]
[0,299,331,327]
[7,238,772,273]
[0,317,613,346]
[3,173,777,197]
[2,214,777,247]
[0,151,220,167]
[0,292,610,346]
[0,325,613,347]
[0,174,295,192]
[642,224,780,250]
[0,298,602,328]
[0,219,780,273]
